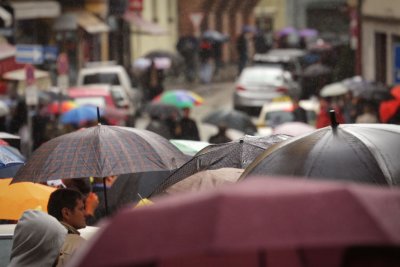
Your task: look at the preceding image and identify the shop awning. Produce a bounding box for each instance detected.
[11,1,61,20]
[53,11,109,34]
[123,12,168,35]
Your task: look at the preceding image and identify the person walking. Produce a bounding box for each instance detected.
[208,124,232,144]
[8,210,67,267]
[142,60,164,102]
[176,108,200,141]
[177,34,198,83]
[47,188,88,267]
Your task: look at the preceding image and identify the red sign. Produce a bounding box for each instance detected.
[57,52,69,75]
[129,0,143,12]
[25,64,35,86]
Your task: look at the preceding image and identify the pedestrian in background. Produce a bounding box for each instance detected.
[209,124,232,144]
[8,210,67,267]
[176,107,200,141]
[177,34,198,83]
[142,60,164,101]
[198,38,214,84]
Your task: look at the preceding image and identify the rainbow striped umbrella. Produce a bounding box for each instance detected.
[152,90,203,109]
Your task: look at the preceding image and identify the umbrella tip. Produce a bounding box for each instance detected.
[96,106,102,125]
[329,109,339,129]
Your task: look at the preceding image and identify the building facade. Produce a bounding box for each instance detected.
[360,0,400,85]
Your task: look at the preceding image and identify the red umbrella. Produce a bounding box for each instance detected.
[379,99,400,123]
[391,85,400,100]
[69,178,400,267]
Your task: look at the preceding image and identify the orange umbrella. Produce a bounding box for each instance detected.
[0,178,56,220]
[46,100,77,114]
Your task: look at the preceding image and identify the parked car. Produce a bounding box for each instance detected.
[68,85,134,126]
[256,97,320,136]
[233,66,301,115]
[253,48,307,80]
[0,224,98,267]
[77,64,143,117]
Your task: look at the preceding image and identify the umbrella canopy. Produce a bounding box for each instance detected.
[302,62,332,77]
[12,126,190,183]
[45,100,77,115]
[0,178,55,220]
[152,134,290,195]
[379,99,400,123]
[169,139,210,156]
[0,145,25,178]
[272,121,315,136]
[299,28,318,37]
[60,105,103,125]
[202,109,257,135]
[342,76,391,101]
[152,90,203,109]
[69,178,400,267]
[391,85,400,99]
[165,168,243,194]
[241,123,400,186]
[132,57,172,70]
[320,82,348,97]
[144,103,182,120]
[276,26,297,36]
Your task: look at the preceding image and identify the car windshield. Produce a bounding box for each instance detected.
[240,68,283,85]
[83,73,120,85]
[0,237,13,267]
[74,97,106,108]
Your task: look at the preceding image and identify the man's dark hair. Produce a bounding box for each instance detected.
[47,188,84,221]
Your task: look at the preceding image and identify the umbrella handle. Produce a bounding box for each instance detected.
[97,107,101,125]
[329,110,338,129]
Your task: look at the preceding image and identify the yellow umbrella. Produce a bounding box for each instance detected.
[0,178,56,220]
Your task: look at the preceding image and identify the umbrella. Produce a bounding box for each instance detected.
[302,62,332,77]
[132,57,172,70]
[320,82,348,97]
[202,30,229,42]
[152,134,291,195]
[0,145,25,178]
[202,109,257,135]
[342,76,391,101]
[144,103,182,120]
[0,178,55,220]
[391,85,400,99]
[60,105,104,125]
[152,90,203,109]
[165,168,243,194]
[12,125,190,183]
[45,100,77,115]
[299,28,318,37]
[276,26,297,36]
[68,177,400,267]
[379,99,400,123]
[169,139,210,156]
[272,122,315,136]
[241,121,400,186]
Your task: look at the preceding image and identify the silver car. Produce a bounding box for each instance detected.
[233,66,300,114]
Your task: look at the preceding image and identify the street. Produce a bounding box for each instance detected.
[136,81,237,142]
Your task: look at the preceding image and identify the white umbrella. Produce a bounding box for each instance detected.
[320,82,349,97]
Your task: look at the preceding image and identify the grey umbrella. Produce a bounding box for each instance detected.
[151,134,291,195]
[241,113,400,186]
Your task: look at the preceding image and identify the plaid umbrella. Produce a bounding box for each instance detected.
[12,125,190,183]
[152,134,291,195]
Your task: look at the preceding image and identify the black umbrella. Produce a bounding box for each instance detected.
[151,134,291,195]
[144,102,182,120]
[202,30,229,42]
[302,63,332,78]
[342,77,391,102]
[241,112,400,186]
[202,109,258,135]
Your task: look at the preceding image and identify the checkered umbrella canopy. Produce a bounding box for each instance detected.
[12,125,190,183]
[151,134,291,195]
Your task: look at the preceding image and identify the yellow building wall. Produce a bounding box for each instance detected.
[131,0,178,59]
[254,0,287,31]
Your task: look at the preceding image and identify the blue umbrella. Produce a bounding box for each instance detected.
[60,105,104,125]
[0,146,25,178]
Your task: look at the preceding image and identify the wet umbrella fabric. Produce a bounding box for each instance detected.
[342,77,391,101]
[165,168,243,194]
[320,82,348,97]
[152,90,203,109]
[202,109,257,135]
[69,178,400,267]
[0,178,55,220]
[152,134,290,195]
[144,103,182,120]
[0,145,25,178]
[302,63,332,78]
[202,30,229,42]
[12,125,190,183]
[241,124,400,186]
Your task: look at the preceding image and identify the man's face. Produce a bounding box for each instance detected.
[63,199,86,229]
